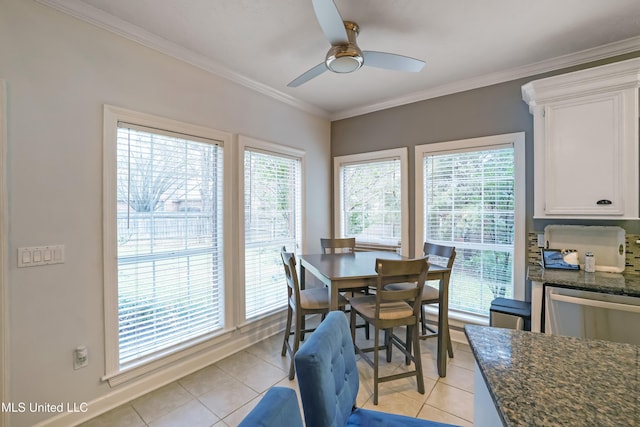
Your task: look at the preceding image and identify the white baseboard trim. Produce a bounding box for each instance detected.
[450,328,469,346]
[33,314,286,427]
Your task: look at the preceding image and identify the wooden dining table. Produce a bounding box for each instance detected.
[298,250,452,377]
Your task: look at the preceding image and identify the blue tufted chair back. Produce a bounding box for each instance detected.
[294,311,360,427]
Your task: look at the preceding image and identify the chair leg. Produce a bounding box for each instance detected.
[405,325,411,365]
[385,329,392,363]
[281,306,293,357]
[373,327,380,405]
[421,304,455,359]
[411,324,425,394]
[349,309,357,344]
[289,313,302,380]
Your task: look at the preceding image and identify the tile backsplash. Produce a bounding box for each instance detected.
[527,232,640,274]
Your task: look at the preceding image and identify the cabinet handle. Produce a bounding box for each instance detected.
[596,199,612,205]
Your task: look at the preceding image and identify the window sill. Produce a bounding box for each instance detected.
[423,306,489,329]
[103,327,235,387]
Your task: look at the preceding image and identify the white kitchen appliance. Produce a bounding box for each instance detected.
[546,286,640,345]
[543,225,640,345]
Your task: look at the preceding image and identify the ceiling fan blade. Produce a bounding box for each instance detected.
[312,0,348,45]
[287,62,328,87]
[363,51,425,72]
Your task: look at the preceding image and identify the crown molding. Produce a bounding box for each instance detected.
[36,0,330,119]
[331,36,640,121]
[35,0,639,122]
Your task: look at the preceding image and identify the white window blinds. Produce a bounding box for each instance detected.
[244,148,302,320]
[423,146,515,316]
[116,123,224,366]
[339,158,401,247]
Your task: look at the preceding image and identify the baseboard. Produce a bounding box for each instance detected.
[33,314,286,427]
[450,328,469,346]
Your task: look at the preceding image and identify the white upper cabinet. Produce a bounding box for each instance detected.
[523,58,640,219]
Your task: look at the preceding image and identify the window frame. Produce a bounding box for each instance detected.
[333,148,409,256]
[238,135,305,326]
[415,133,525,324]
[102,105,233,385]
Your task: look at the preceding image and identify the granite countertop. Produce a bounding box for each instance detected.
[465,325,640,426]
[527,264,640,297]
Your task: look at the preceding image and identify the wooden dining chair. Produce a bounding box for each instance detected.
[321,237,370,339]
[280,247,347,380]
[320,237,356,253]
[420,242,456,358]
[389,243,456,358]
[349,257,429,405]
[386,242,456,360]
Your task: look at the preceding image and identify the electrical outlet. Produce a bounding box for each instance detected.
[74,346,88,370]
[537,234,545,248]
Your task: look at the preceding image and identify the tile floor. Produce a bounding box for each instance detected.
[80,317,475,427]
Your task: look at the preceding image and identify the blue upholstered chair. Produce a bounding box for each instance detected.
[238,387,303,427]
[294,311,460,427]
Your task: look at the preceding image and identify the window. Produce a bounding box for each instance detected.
[103,106,231,381]
[334,148,408,254]
[240,136,303,321]
[415,133,525,321]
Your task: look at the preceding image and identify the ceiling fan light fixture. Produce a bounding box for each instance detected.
[287,5,425,87]
[325,44,363,73]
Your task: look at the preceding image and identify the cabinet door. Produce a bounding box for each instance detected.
[543,92,624,215]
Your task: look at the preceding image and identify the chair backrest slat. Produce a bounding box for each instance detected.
[321,237,356,254]
[374,257,429,313]
[423,242,456,268]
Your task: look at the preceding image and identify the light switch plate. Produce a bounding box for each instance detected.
[18,245,65,267]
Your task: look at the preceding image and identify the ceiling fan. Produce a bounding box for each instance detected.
[287,0,426,87]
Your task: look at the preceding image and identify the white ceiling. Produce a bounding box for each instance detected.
[40,0,640,119]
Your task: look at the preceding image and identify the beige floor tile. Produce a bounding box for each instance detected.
[360,385,424,417]
[80,315,478,427]
[78,404,145,427]
[218,394,262,427]
[420,349,451,380]
[439,363,475,393]
[198,375,259,419]
[379,374,438,405]
[148,400,219,427]
[417,404,473,427]
[426,382,474,422]
[454,341,473,354]
[244,333,291,372]
[450,348,476,371]
[130,382,194,424]
[178,364,235,397]
[356,361,437,408]
[216,350,287,392]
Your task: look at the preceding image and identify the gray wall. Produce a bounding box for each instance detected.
[331,52,640,259]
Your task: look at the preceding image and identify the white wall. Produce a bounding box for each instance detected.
[0,1,331,426]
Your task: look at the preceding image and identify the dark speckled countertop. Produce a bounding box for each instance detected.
[465,325,640,427]
[528,265,640,297]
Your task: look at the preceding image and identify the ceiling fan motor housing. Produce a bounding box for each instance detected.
[325,21,363,73]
